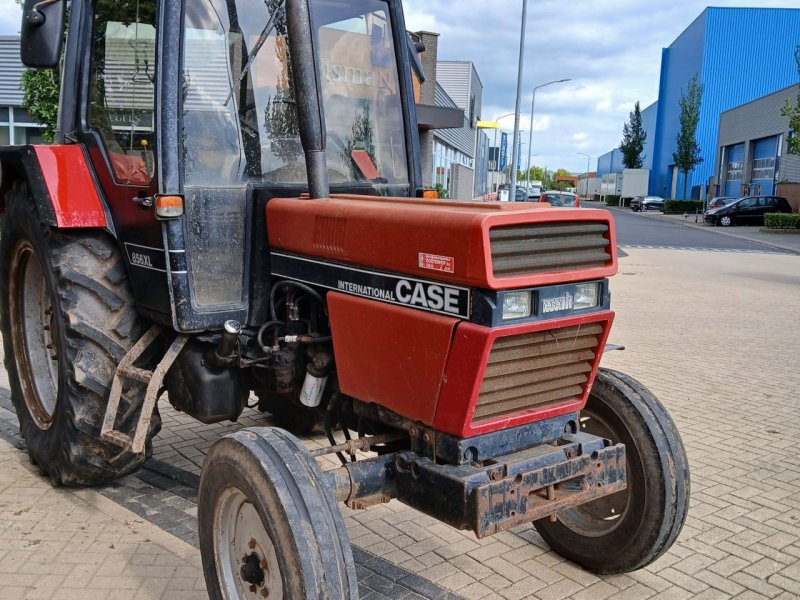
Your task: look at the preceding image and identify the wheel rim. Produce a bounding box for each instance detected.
[9,241,59,430]
[214,486,283,600]
[553,406,632,537]
[721,216,731,226]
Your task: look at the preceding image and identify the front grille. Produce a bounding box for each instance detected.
[490,222,611,278]
[473,323,603,422]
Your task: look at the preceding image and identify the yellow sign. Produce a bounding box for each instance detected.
[476,120,501,129]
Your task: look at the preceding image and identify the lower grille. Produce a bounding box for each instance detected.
[473,323,603,422]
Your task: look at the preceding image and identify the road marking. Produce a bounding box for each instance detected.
[619,244,790,255]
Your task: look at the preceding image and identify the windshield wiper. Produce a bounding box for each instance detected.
[224,0,286,107]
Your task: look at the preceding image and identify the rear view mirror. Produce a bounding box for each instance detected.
[20,0,66,68]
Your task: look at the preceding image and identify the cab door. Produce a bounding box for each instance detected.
[78,0,172,321]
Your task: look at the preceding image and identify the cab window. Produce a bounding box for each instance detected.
[87,0,157,185]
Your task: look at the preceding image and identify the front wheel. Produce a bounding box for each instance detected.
[533,368,689,574]
[719,215,733,227]
[199,427,358,599]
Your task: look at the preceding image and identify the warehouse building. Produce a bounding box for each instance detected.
[0,37,45,145]
[715,84,800,209]
[599,7,800,199]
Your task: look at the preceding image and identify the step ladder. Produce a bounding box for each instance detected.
[101,324,189,454]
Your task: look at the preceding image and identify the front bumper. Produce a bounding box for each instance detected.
[394,431,626,538]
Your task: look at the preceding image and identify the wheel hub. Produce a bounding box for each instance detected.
[240,553,265,586]
[214,487,282,599]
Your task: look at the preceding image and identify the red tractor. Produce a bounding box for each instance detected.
[1,0,689,597]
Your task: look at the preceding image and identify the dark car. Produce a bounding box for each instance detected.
[707,196,735,210]
[540,191,580,207]
[641,196,665,211]
[630,196,645,212]
[703,195,792,227]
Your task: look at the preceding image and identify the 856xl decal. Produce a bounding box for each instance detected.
[270,252,470,318]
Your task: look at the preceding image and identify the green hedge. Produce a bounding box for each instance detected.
[764,213,800,229]
[664,200,703,214]
[604,196,631,207]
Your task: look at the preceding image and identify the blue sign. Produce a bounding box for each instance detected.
[499,132,507,171]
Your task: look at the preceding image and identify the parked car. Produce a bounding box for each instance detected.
[497,185,528,202]
[703,195,792,227]
[641,196,665,211]
[630,196,645,212]
[706,196,736,210]
[540,191,580,207]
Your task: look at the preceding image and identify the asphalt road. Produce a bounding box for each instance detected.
[585,201,784,252]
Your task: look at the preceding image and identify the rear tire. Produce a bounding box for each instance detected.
[199,427,358,599]
[0,182,159,486]
[533,368,689,574]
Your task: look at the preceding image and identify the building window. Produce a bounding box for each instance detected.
[726,160,743,180]
[751,157,774,180]
[0,106,46,145]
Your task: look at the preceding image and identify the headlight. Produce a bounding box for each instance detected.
[574,283,600,310]
[501,291,532,320]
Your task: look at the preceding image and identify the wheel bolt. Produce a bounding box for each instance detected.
[249,538,257,549]
[249,584,257,593]
[261,589,269,598]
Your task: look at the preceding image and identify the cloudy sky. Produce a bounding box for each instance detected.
[402,0,800,174]
[2,0,798,174]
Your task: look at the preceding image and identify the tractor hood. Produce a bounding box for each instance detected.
[267,195,618,290]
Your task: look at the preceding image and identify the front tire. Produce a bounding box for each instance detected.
[719,215,733,227]
[199,427,358,600]
[533,368,689,574]
[0,183,158,485]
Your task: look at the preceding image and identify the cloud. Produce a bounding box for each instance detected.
[1,0,798,175]
[405,0,800,173]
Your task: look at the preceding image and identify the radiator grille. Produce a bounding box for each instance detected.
[490,222,611,278]
[473,323,603,422]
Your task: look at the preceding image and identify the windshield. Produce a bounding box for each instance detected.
[181,0,410,194]
[545,193,576,207]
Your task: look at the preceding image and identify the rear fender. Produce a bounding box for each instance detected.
[0,145,110,230]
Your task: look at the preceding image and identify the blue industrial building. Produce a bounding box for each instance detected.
[599,7,800,199]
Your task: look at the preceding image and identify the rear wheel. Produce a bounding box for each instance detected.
[533,368,689,574]
[0,183,158,485]
[199,427,358,599]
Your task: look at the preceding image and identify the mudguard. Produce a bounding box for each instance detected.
[0,144,108,229]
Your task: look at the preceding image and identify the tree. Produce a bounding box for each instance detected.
[672,74,704,199]
[21,67,60,143]
[781,46,800,155]
[619,101,647,168]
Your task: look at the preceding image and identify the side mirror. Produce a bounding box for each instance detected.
[20,0,66,68]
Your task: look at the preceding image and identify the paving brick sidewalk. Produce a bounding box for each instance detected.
[0,406,205,600]
[2,246,800,599]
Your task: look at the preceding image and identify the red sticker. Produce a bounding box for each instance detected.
[419,252,454,273]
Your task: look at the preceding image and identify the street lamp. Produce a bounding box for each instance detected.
[525,78,572,192]
[577,152,590,198]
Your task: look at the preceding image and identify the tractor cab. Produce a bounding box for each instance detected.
[23,0,419,332]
